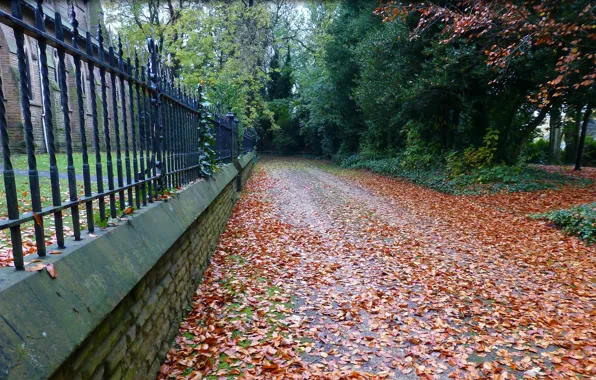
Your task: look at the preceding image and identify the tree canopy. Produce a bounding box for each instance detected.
[105,0,596,169]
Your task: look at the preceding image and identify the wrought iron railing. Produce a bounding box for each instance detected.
[242,128,257,155]
[0,0,256,270]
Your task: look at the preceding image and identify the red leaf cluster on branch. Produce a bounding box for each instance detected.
[376,1,596,105]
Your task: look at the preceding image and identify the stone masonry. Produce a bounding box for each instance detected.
[50,158,254,380]
[51,180,238,380]
[0,154,255,380]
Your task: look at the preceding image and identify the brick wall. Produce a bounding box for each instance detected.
[48,161,252,380]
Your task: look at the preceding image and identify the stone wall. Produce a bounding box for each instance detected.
[0,152,255,380]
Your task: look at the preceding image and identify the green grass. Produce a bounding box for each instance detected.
[10,152,143,178]
[336,156,591,195]
[531,203,596,244]
[0,153,149,218]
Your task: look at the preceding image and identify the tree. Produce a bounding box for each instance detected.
[376,0,596,164]
[575,103,593,171]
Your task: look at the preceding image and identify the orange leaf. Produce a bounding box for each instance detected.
[33,213,42,227]
[25,263,45,272]
[46,263,57,279]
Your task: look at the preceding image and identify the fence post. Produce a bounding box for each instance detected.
[234,115,241,158]
[148,37,163,193]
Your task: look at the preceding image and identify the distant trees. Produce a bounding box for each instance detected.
[104,0,275,132]
[288,0,595,169]
[376,0,595,169]
[106,0,596,167]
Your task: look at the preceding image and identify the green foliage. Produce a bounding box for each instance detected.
[198,91,217,177]
[340,155,590,195]
[105,1,272,133]
[463,129,499,169]
[291,1,595,169]
[532,203,596,245]
[522,139,550,164]
[400,126,436,170]
[583,137,596,167]
[268,99,303,153]
[446,129,500,176]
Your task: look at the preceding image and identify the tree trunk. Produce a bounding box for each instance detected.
[575,103,593,171]
[548,104,562,164]
[509,103,552,164]
[563,105,580,163]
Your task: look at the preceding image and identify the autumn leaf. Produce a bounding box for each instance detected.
[33,213,42,227]
[46,264,57,279]
[158,159,596,379]
[25,263,45,272]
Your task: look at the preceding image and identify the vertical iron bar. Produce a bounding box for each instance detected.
[0,54,23,269]
[167,75,173,188]
[128,52,140,210]
[109,46,125,210]
[171,79,177,185]
[145,59,155,201]
[148,38,162,194]
[135,52,146,206]
[192,93,196,177]
[196,99,201,177]
[161,70,168,189]
[98,24,117,218]
[70,7,93,233]
[12,0,46,257]
[55,13,81,241]
[117,37,132,208]
[35,0,64,247]
[185,89,190,181]
[182,89,187,183]
[177,84,185,185]
[86,32,105,223]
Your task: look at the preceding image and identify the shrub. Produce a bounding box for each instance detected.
[522,138,549,164]
[531,203,596,244]
[584,137,596,167]
[339,155,590,195]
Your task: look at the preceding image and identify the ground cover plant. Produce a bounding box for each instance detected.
[532,203,596,245]
[335,155,592,195]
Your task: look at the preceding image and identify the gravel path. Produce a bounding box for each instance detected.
[162,158,596,379]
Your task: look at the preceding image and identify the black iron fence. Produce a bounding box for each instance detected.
[0,0,256,270]
[242,127,258,155]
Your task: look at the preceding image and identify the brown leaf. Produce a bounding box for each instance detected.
[46,264,57,279]
[25,263,45,272]
[33,213,42,227]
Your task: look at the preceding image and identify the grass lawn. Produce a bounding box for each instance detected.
[1,153,144,264]
[9,152,144,178]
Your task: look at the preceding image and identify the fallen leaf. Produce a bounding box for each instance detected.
[33,213,42,227]
[25,263,45,272]
[46,264,57,279]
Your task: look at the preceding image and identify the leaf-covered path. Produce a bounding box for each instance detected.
[160,159,596,379]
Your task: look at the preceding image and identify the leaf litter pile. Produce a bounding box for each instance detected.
[160,158,596,379]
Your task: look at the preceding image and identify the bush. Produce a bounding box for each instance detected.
[522,139,549,164]
[339,155,590,195]
[584,137,596,167]
[531,203,596,244]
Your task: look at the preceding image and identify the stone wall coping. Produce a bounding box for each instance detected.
[239,151,255,169]
[0,163,239,379]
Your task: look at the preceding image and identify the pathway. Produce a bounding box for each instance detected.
[160,158,596,379]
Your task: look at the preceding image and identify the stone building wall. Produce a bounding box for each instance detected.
[0,0,118,154]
